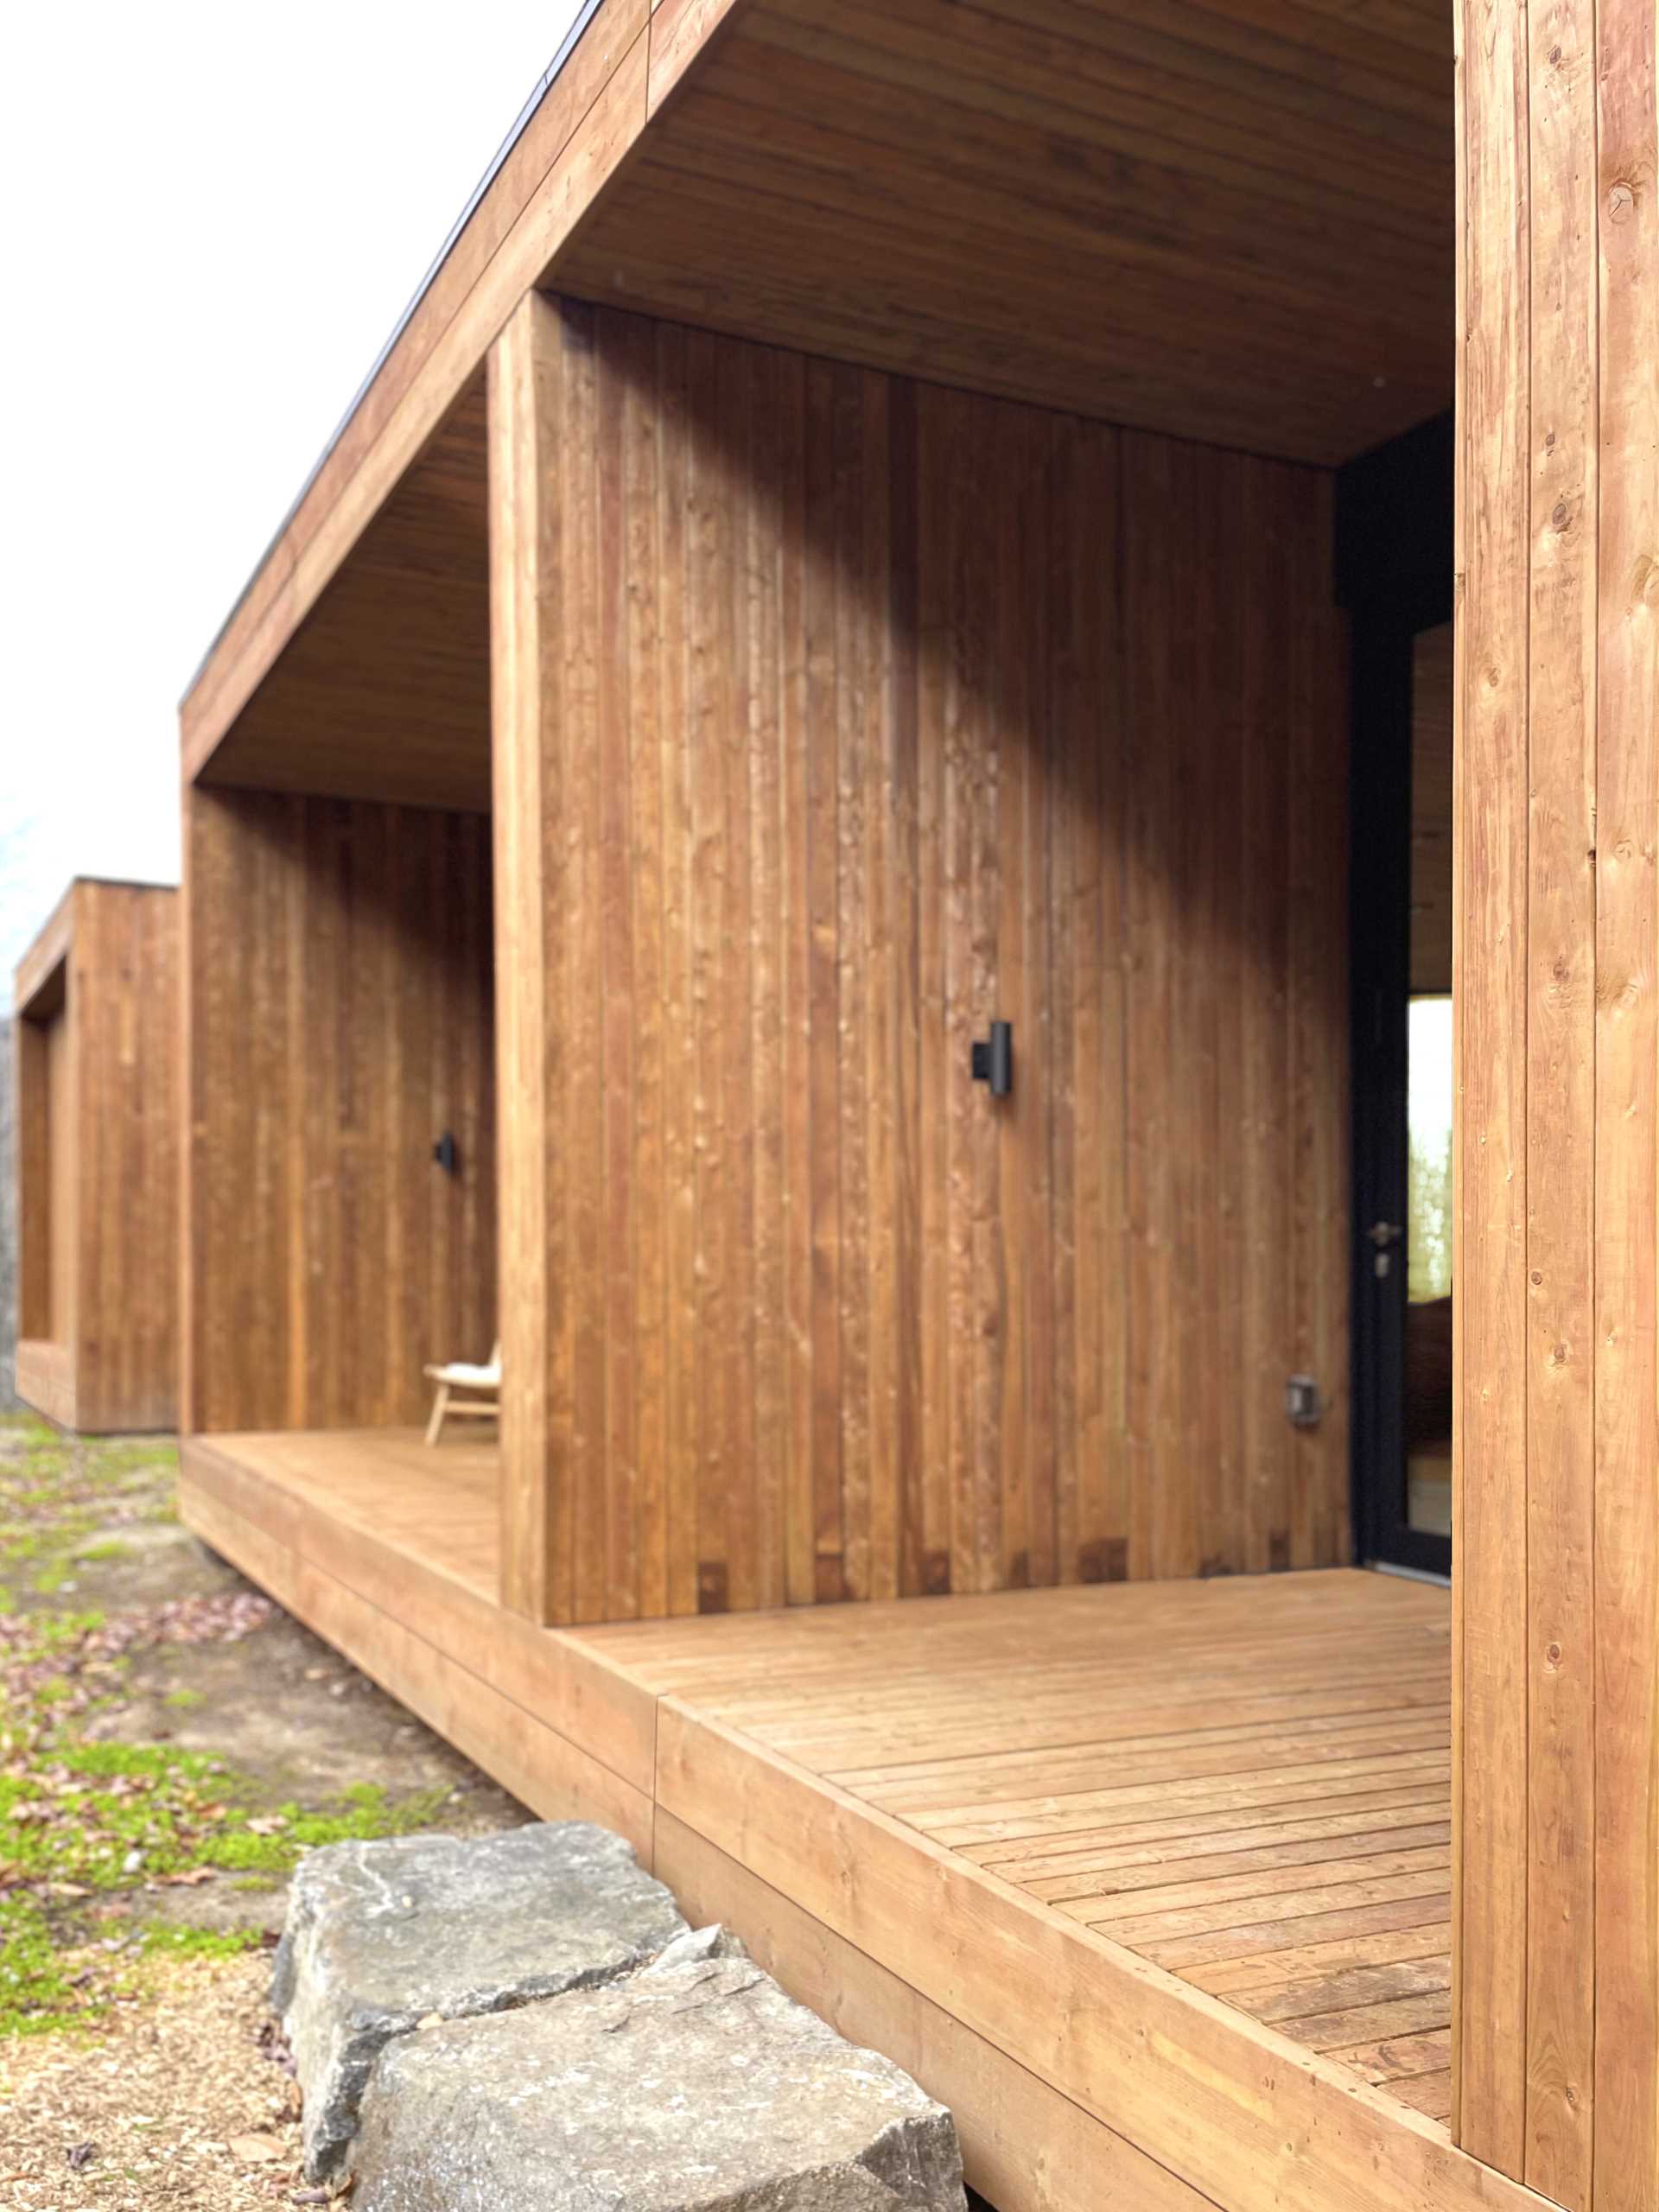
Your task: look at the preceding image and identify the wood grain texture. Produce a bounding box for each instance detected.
[488,296,565,1624]
[645,1699,1545,2212]
[177,1456,656,1860]
[180,1430,659,1799]
[1521,0,1598,2197]
[560,0,1453,467]
[182,1431,1570,2212]
[16,935,73,1368]
[182,0,1452,797]
[493,298,1351,1624]
[1454,0,1531,2173]
[1589,0,1658,2201]
[181,790,495,1436]
[12,881,178,1433]
[12,884,74,1012]
[180,0,665,783]
[46,988,75,1347]
[12,1340,75,1431]
[202,375,493,812]
[1455,0,1659,2197]
[658,1813,1225,2212]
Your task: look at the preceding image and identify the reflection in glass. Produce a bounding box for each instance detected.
[1403,619,1454,1541]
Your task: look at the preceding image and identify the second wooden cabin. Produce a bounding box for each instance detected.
[13,879,179,1433]
[172,5,1657,2212]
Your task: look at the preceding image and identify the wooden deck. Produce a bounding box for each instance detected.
[591,1579,1455,2120]
[180,1427,1548,2212]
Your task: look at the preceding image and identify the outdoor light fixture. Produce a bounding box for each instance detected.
[971,1020,1013,1098]
[433,1131,459,1174]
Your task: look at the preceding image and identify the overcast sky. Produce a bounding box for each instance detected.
[0,1,583,1007]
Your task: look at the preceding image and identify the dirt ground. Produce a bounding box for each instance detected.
[1,1952,304,2208]
[0,1413,527,2205]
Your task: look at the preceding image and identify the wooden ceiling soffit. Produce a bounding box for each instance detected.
[181,0,748,786]
[182,0,1453,784]
[558,0,1453,465]
[197,374,495,813]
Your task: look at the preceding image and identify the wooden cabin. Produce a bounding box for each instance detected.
[14,880,180,1432]
[175,5,1656,2211]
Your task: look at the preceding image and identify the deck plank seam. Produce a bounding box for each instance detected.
[648,1699,1562,2212]
[180,1448,656,1808]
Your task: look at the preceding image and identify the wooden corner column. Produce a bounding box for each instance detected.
[1454,0,1656,2205]
[488,291,569,1624]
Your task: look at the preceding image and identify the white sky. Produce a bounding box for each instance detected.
[0,1,584,1008]
[1409,993,1455,1156]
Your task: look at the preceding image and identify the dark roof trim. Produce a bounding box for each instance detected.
[181,0,607,707]
[67,875,180,893]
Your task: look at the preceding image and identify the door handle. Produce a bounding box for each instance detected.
[1367,1220,1404,1277]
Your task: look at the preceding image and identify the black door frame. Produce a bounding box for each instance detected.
[1338,416,1454,1580]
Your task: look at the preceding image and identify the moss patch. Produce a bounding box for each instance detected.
[3,1733,453,1895]
[0,1417,178,1592]
[0,1892,85,2037]
[0,1891,266,2037]
[0,1427,459,2040]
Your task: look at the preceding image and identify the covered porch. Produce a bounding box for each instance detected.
[178,1428,1497,2212]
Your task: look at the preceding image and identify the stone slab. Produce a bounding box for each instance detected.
[350,1948,966,2211]
[275,1821,687,2180]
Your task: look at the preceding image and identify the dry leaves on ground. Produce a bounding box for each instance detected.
[0,1949,303,2208]
[3,1589,276,1716]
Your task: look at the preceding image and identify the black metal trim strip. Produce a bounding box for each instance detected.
[1338,414,1454,1581]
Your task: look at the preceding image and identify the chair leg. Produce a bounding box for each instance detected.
[424,1384,449,1447]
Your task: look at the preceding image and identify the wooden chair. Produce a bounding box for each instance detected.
[423,1341,501,1446]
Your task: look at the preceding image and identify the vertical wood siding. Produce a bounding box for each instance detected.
[46,1002,76,1347]
[15,883,179,1433]
[495,296,1351,1624]
[73,886,180,1433]
[15,1005,55,1346]
[1455,0,1658,2199]
[183,789,496,1436]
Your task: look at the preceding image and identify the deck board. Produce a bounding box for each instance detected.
[582,1548,1454,2090]
[181,1427,1543,2212]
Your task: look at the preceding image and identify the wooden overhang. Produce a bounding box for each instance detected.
[13,881,76,1016]
[181,0,1453,799]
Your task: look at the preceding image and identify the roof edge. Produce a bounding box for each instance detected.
[179,0,607,710]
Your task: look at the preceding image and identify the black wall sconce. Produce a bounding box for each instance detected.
[433,1131,459,1175]
[970,1020,1014,1098]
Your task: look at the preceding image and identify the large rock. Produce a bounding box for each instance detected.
[275,1823,687,2180]
[348,1948,968,2212]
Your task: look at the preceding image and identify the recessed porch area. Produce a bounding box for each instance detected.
[179,1427,1479,2212]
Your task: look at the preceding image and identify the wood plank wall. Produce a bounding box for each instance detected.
[15,1000,55,1344]
[183,789,497,1436]
[45,1000,76,1346]
[1454,0,1658,2202]
[14,886,179,1433]
[71,885,179,1433]
[492,294,1351,1626]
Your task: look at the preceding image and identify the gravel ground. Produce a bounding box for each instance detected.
[2,1418,527,2204]
[0,1950,308,2208]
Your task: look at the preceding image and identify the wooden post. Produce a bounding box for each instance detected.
[1455,0,1657,2205]
[488,293,572,1624]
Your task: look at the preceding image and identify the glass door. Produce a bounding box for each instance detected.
[1351,608,1454,1579]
